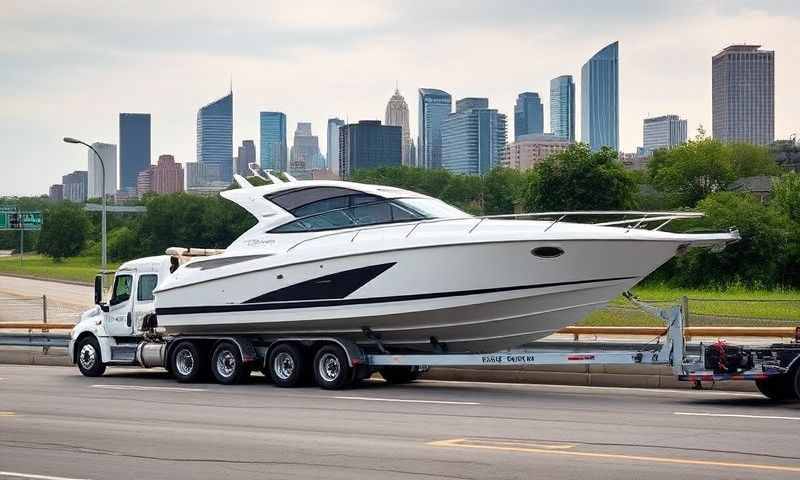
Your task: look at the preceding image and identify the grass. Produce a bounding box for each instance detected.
[0,254,119,284]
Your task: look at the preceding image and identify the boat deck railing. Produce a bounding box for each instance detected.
[286,210,704,253]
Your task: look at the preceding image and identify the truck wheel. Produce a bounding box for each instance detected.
[313,345,353,390]
[755,375,793,401]
[170,341,206,383]
[268,343,307,387]
[380,366,421,384]
[76,336,106,377]
[211,341,249,385]
[789,365,800,401]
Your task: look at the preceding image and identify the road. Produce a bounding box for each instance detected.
[1,365,799,480]
[0,275,91,324]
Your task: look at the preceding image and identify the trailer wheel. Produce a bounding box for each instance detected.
[268,343,307,388]
[313,345,353,390]
[380,366,421,385]
[211,341,249,385]
[755,375,793,401]
[76,336,106,377]
[789,365,800,401]
[170,341,206,383]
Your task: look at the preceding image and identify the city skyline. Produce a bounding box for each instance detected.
[2,2,799,195]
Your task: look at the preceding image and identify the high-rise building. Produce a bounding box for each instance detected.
[418,88,452,169]
[441,98,508,175]
[550,75,575,141]
[119,113,151,190]
[87,142,117,200]
[48,184,63,201]
[385,88,413,166]
[259,111,287,171]
[197,91,233,183]
[643,115,688,155]
[514,92,544,140]
[289,122,323,178]
[151,155,184,194]
[236,140,256,176]
[326,118,345,175]
[339,120,402,178]
[581,41,619,151]
[712,45,774,145]
[502,134,573,171]
[62,170,88,203]
[186,162,226,193]
[136,169,152,198]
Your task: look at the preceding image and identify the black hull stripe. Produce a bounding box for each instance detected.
[155,275,638,316]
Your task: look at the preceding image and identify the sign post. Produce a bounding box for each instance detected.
[1,207,43,264]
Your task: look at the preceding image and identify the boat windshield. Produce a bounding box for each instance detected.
[271,197,468,233]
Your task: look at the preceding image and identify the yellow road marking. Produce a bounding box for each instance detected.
[0,412,15,416]
[428,438,800,473]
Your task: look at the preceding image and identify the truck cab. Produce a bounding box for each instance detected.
[69,255,173,376]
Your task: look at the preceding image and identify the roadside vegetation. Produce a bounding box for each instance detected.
[0,254,119,284]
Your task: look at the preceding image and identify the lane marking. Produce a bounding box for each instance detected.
[0,472,92,480]
[428,438,800,473]
[417,379,763,397]
[0,412,15,416]
[675,412,800,421]
[91,384,207,392]
[333,396,480,405]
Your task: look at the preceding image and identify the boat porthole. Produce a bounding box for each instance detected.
[276,274,283,279]
[531,246,564,258]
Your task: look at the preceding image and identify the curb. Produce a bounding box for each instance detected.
[0,348,71,367]
[0,272,92,287]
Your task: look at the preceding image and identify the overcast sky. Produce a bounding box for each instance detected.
[2,0,798,196]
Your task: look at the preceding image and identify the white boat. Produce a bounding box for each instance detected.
[153,172,738,353]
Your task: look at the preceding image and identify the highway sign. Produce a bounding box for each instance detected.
[0,210,42,231]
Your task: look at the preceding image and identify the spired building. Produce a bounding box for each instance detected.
[712,45,774,145]
[260,111,287,171]
[87,142,117,200]
[550,75,575,141]
[441,97,508,175]
[236,140,256,176]
[418,88,452,169]
[581,41,619,151]
[385,88,414,166]
[290,122,323,178]
[338,120,401,179]
[119,113,151,191]
[643,115,687,155]
[196,91,233,185]
[327,118,345,176]
[514,92,544,140]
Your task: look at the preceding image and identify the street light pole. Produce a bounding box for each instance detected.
[63,137,107,291]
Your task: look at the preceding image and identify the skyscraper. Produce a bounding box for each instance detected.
[197,92,233,183]
[326,118,345,175]
[712,45,774,145]
[259,111,287,171]
[550,75,575,141]
[62,170,88,203]
[119,113,151,190]
[441,97,507,175]
[581,41,619,151]
[150,155,184,194]
[87,142,117,200]
[289,122,323,178]
[418,88,452,169]
[385,88,413,166]
[514,92,543,140]
[338,120,402,178]
[236,140,256,176]
[643,115,688,155]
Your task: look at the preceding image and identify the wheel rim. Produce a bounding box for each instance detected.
[274,352,295,380]
[216,349,237,378]
[79,344,96,370]
[318,352,341,383]
[175,349,195,376]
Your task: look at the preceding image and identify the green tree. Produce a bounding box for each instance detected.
[523,144,636,211]
[37,203,90,261]
[107,226,140,261]
[771,173,800,285]
[482,167,526,215]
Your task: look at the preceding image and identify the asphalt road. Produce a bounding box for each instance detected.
[1,365,799,480]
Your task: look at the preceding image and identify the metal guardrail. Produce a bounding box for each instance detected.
[0,333,69,348]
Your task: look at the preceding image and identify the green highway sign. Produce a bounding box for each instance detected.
[0,210,42,231]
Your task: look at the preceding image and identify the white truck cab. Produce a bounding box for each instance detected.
[69,255,173,376]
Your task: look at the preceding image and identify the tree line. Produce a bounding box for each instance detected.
[4,137,798,289]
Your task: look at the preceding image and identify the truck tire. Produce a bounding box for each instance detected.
[170,341,206,383]
[211,341,249,385]
[76,336,106,377]
[755,375,793,401]
[789,364,800,401]
[268,343,307,388]
[380,366,421,385]
[313,345,353,390]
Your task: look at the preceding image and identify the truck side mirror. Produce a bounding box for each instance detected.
[94,275,103,305]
